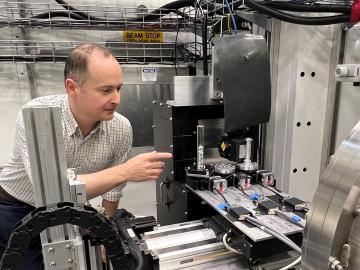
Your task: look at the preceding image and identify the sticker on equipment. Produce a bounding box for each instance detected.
[142,67,157,82]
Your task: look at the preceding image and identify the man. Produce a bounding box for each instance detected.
[0,44,171,269]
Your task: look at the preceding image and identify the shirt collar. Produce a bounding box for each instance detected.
[62,96,106,137]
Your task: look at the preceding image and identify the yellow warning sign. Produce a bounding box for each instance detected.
[123,31,163,43]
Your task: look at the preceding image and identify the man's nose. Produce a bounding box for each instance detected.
[112,90,120,104]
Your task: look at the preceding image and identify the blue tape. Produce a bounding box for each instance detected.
[217,203,230,210]
[249,192,261,201]
[291,214,301,222]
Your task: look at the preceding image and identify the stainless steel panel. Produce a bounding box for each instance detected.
[270,21,338,201]
[117,83,172,146]
[173,76,219,106]
[213,34,271,133]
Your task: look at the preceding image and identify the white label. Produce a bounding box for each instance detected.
[127,228,136,238]
[142,67,157,82]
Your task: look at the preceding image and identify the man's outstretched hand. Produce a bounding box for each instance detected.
[120,151,172,181]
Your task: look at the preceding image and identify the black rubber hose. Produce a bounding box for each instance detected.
[54,0,193,21]
[32,11,85,20]
[128,242,144,270]
[263,1,351,14]
[54,0,93,20]
[244,0,349,25]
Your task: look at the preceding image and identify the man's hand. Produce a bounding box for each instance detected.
[119,152,172,181]
[80,151,172,200]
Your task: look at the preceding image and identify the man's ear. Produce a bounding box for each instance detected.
[65,78,78,96]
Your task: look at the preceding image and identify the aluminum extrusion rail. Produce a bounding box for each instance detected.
[0,202,126,270]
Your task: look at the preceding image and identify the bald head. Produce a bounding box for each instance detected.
[64,44,117,86]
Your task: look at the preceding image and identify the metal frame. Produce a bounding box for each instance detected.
[269,20,341,201]
[22,105,97,270]
[0,0,221,65]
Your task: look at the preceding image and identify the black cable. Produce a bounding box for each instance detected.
[27,0,352,27]
[240,187,250,198]
[53,0,194,22]
[263,1,351,14]
[214,188,230,206]
[244,0,349,25]
[32,11,85,20]
[54,0,94,20]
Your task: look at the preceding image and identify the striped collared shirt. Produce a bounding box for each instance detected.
[0,94,132,206]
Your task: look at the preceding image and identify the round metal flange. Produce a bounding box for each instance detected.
[238,161,258,171]
[214,163,236,175]
[302,121,360,270]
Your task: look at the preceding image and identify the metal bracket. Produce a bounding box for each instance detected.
[335,64,360,82]
[68,169,86,205]
[43,240,77,269]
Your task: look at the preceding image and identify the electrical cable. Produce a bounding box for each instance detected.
[215,188,231,206]
[20,0,195,22]
[31,11,86,20]
[7,0,351,28]
[224,0,238,33]
[240,187,250,198]
[222,233,243,254]
[274,209,305,228]
[209,0,350,25]
[247,216,302,254]
[246,216,302,254]
[263,1,351,13]
[261,184,290,199]
[54,0,95,20]
[53,0,194,21]
[278,256,302,270]
[242,0,349,25]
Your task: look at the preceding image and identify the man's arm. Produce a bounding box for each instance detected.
[79,151,171,200]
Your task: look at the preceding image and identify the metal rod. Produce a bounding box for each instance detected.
[197,125,205,170]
